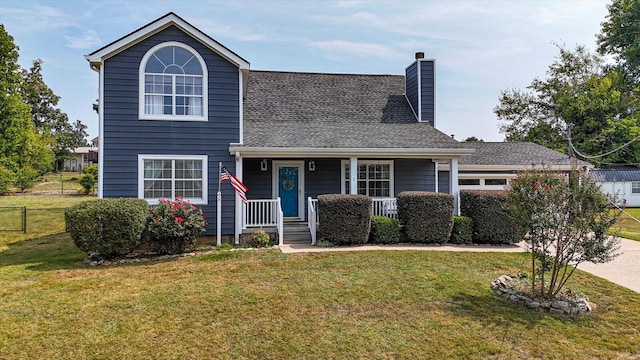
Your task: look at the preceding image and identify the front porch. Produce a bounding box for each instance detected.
[229,152,472,244]
[242,197,398,245]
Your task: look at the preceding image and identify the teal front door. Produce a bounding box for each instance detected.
[279,166,299,217]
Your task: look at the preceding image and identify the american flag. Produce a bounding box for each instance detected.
[221,167,248,204]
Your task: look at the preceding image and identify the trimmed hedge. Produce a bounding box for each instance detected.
[370,215,400,244]
[450,216,473,245]
[65,198,150,258]
[460,190,523,244]
[318,194,372,245]
[397,191,454,243]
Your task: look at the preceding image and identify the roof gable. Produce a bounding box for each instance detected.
[85,12,249,70]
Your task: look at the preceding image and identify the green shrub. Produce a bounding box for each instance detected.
[450,216,473,245]
[397,191,454,243]
[79,173,95,194]
[370,215,400,244]
[14,166,38,192]
[146,198,207,254]
[83,165,98,178]
[318,194,372,245]
[460,190,523,244]
[249,229,271,248]
[65,198,150,258]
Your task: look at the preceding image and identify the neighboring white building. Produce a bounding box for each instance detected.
[64,146,98,172]
[591,169,640,207]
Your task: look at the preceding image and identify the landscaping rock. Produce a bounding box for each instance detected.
[491,275,594,316]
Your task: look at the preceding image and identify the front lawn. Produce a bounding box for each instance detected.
[0,234,638,359]
[610,207,640,242]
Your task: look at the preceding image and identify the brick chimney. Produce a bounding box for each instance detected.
[405,52,435,126]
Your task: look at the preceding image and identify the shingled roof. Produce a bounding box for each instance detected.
[456,142,582,166]
[241,71,463,150]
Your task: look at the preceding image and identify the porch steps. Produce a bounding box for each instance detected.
[283,221,312,244]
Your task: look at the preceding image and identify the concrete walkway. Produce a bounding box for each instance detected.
[279,238,640,294]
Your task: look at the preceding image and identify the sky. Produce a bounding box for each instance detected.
[0,0,612,142]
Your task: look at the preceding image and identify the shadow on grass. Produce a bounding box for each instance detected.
[0,232,87,271]
[449,291,591,328]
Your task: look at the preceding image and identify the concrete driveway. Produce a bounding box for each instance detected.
[577,237,640,293]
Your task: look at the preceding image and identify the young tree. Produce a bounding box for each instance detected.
[507,167,621,297]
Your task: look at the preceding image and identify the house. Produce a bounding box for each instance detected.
[85,12,476,244]
[64,146,98,172]
[591,169,640,207]
[437,142,586,191]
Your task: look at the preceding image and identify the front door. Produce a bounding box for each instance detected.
[273,161,304,218]
[279,166,299,217]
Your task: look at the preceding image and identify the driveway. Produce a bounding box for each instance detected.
[280,237,640,294]
[577,237,640,293]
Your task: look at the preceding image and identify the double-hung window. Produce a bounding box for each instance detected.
[632,182,640,194]
[342,160,393,197]
[139,155,208,204]
[139,42,207,120]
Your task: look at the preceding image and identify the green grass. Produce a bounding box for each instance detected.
[0,234,638,359]
[30,172,83,192]
[610,208,640,241]
[1,195,638,358]
[0,195,94,250]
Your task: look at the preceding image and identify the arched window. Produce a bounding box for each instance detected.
[139,42,207,120]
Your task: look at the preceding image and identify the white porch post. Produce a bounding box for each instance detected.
[449,158,459,215]
[234,152,243,245]
[434,161,439,192]
[349,157,358,194]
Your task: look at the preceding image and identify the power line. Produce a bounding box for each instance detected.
[567,128,640,160]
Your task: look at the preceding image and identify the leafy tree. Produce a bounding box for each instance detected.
[463,136,484,142]
[507,167,620,297]
[0,25,54,192]
[495,45,640,165]
[597,0,640,81]
[20,59,88,171]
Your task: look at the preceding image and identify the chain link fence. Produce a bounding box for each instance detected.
[0,207,66,233]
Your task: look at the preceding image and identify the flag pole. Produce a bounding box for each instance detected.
[217,161,222,246]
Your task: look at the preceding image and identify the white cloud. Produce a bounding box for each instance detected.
[65,30,102,49]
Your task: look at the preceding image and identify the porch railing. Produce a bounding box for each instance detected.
[243,198,284,246]
[307,197,318,245]
[371,198,397,219]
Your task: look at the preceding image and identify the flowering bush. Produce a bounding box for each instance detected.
[146,198,207,254]
[507,166,620,298]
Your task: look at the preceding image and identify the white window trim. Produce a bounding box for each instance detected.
[138,154,208,205]
[138,41,208,121]
[631,181,640,195]
[340,160,394,197]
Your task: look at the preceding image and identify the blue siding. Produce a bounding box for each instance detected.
[243,158,438,220]
[405,62,418,119]
[243,159,272,200]
[304,159,342,198]
[394,159,436,194]
[102,25,240,234]
[420,60,435,126]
